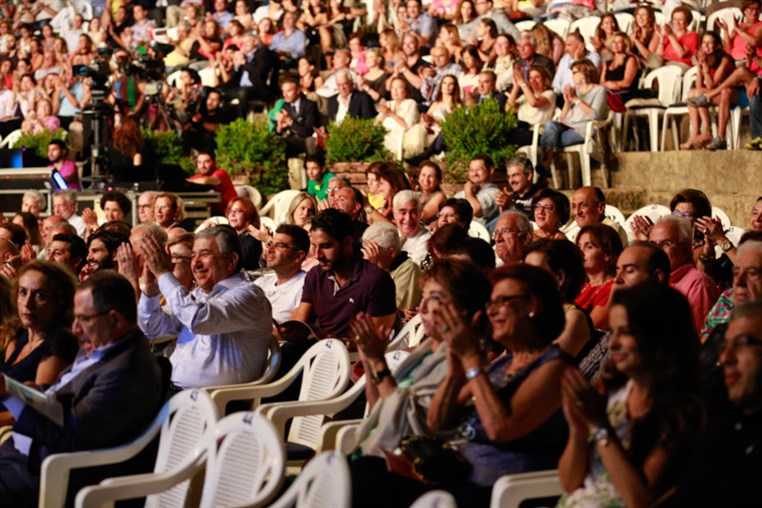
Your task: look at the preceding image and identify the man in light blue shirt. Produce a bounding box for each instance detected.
[138,225,273,389]
[552,32,601,96]
[270,11,306,68]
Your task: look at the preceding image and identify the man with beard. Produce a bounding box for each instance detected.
[290,209,396,341]
[78,231,129,281]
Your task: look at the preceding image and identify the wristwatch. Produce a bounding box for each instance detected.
[721,240,733,253]
[465,366,484,380]
[372,367,392,384]
[593,426,611,447]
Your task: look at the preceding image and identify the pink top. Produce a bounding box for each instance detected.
[670,263,720,335]
[575,279,615,313]
[662,31,699,65]
[51,159,81,189]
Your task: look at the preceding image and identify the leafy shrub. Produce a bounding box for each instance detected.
[140,128,194,174]
[440,100,517,181]
[17,128,67,158]
[215,118,288,196]
[325,116,391,165]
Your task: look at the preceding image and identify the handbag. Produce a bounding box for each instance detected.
[394,435,472,484]
[607,92,627,113]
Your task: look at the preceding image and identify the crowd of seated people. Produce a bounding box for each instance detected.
[0,152,760,505]
[0,0,757,178]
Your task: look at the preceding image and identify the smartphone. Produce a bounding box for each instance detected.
[51,169,69,190]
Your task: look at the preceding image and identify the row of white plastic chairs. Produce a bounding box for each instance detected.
[0,325,566,507]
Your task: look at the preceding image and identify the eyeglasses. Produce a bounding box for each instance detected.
[533,204,556,212]
[75,309,111,324]
[732,266,762,282]
[654,239,675,249]
[494,228,526,238]
[486,294,529,311]
[266,241,295,251]
[672,210,695,218]
[720,334,762,355]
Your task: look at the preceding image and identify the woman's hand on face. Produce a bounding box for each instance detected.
[432,301,483,360]
[561,368,608,430]
[350,312,387,362]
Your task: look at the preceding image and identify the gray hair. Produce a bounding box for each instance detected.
[519,31,537,47]
[362,221,401,251]
[393,189,420,210]
[334,68,354,89]
[53,189,76,204]
[131,222,168,244]
[656,216,693,246]
[505,156,534,176]
[22,190,46,211]
[500,210,533,233]
[196,225,242,269]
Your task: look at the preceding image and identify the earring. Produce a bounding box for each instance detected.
[528,311,535,318]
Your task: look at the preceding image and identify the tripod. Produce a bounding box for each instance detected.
[142,81,174,132]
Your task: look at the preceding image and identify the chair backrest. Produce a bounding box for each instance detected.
[624,203,671,242]
[570,16,601,51]
[614,12,634,33]
[259,216,278,237]
[707,7,742,32]
[236,184,264,209]
[268,451,351,508]
[712,206,732,229]
[198,412,285,508]
[680,66,699,102]
[642,66,684,106]
[387,313,424,352]
[287,340,352,450]
[2,129,23,149]
[146,390,219,508]
[410,490,457,508]
[260,336,283,385]
[259,189,303,224]
[515,20,536,32]
[468,220,491,241]
[489,470,562,508]
[604,204,627,230]
[654,10,667,27]
[543,18,571,38]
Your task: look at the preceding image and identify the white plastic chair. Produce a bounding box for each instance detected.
[40,389,218,508]
[570,16,601,51]
[660,66,699,151]
[468,220,491,241]
[489,470,562,508]
[259,349,410,460]
[411,490,457,508]
[623,203,671,242]
[315,350,411,455]
[203,336,282,412]
[712,206,732,229]
[0,129,23,149]
[654,10,667,27]
[259,216,278,237]
[387,313,424,351]
[268,451,351,508]
[706,7,742,32]
[516,123,541,173]
[605,204,627,230]
[77,411,285,508]
[236,184,264,209]
[196,412,285,508]
[209,339,351,427]
[553,110,615,188]
[614,12,634,33]
[623,65,684,152]
[259,189,303,224]
[543,18,571,38]
[515,20,536,32]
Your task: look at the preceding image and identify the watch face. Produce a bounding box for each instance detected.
[722,241,733,252]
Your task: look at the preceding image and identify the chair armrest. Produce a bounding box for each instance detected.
[208,363,304,415]
[257,390,361,440]
[39,406,167,508]
[490,470,562,508]
[319,420,363,454]
[75,458,205,508]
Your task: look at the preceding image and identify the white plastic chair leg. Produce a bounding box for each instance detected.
[648,113,660,152]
